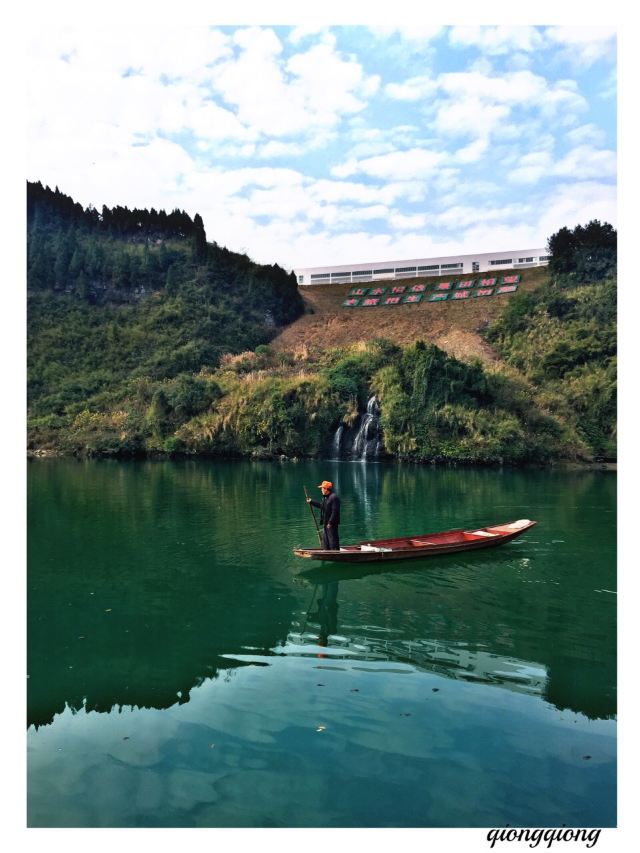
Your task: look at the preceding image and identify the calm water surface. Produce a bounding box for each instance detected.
[27,460,616,827]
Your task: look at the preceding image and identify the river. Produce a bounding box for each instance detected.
[27,459,616,828]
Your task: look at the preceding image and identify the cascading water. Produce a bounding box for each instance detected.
[333,424,344,456]
[332,395,383,460]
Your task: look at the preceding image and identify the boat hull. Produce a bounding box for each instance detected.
[293,519,536,563]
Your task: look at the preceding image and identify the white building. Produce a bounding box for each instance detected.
[294,248,550,286]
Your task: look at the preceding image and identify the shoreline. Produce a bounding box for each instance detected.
[26,449,617,471]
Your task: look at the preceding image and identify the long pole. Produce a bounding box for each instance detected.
[304,485,323,545]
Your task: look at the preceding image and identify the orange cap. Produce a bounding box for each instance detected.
[317,480,333,490]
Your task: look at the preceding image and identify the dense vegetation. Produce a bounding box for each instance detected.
[485,221,616,459]
[28,190,616,464]
[27,181,304,447]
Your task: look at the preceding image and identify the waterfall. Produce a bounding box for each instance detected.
[333,424,344,456]
[332,395,383,460]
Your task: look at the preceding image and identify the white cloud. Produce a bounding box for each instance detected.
[368,26,444,43]
[335,148,446,181]
[508,145,616,184]
[209,27,379,138]
[434,203,532,231]
[30,26,233,82]
[29,134,197,213]
[565,124,607,147]
[308,179,414,206]
[288,26,328,45]
[256,140,306,159]
[438,70,584,114]
[389,212,428,230]
[600,67,617,100]
[508,152,554,185]
[544,26,616,68]
[553,145,616,180]
[434,97,510,137]
[449,26,543,55]
[385,75,437,102]
[384,69,588,143]
[454,138,489,164]
[536,181,617,236]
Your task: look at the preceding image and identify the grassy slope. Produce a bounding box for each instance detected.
[271,267,549,365]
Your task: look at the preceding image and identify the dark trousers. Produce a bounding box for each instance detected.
[323,526,340,550]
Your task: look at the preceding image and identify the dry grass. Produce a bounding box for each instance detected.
[270,267,548,366]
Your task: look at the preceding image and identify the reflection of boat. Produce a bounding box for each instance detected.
[293,519,536,563]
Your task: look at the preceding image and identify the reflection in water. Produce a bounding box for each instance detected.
[27,460,616,828]
[315,583,339,647]
[293,579,547,699]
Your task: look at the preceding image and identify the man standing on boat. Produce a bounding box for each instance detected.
[307,480,341,550]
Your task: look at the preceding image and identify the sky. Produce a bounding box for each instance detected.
[27,23,617,270]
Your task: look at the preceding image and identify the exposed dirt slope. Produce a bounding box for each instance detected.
[271,267,548,365]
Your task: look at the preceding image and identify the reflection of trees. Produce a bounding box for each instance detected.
[28,461,615,727]
[28,460,297,729]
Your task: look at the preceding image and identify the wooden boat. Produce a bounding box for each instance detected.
[293,519,536,563]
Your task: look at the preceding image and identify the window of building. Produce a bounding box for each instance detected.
[539,255,550,261]
[298,275,304,283]
[311,274,330,280]
[441,263,463,269]
[472,262,480,272]
[489,259,513,265]
[352,270,373,277]
[373,268,394,274]
[518,257,534,263]
[417,265,439,271]
[395,267,417,273]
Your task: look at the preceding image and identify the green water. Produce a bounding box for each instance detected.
[27,459,616,828]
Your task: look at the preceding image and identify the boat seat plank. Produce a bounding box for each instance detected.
[466,530,500,538]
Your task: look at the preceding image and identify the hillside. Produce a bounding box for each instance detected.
[272,266,550,365]
[27,182,304,430]
[27,185,616,465]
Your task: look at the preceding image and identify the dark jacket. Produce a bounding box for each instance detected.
[310,492,341,526]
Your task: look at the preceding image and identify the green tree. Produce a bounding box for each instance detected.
[191,213,208,262]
